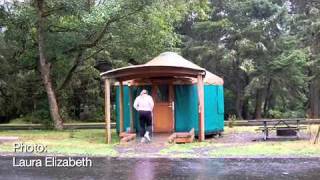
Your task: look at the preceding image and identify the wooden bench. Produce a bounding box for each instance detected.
[255,126,307,131]
[120,132,136,143]
[168,128,195,144]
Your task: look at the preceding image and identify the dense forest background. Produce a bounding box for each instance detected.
[0,0,319,128]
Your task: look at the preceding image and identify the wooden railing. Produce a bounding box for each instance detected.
[0,119,319,130]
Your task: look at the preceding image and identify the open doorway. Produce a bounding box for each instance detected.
[152,84,174,133]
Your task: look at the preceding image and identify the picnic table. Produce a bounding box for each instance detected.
[253,119,307,140]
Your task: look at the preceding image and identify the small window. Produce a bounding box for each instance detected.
[156,85,169,102]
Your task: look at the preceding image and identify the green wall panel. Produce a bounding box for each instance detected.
[116,84,224,135]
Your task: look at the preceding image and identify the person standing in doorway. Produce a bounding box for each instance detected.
[134,89,154,143]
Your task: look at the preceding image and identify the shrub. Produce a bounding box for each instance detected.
[228,114,237,128]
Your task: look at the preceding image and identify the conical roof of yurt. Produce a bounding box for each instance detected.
[145,52,223,85]
[117,52,223,85]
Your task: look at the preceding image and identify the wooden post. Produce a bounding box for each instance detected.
[197,74,205,141]
[119,81,124,132]
[104,79,111,144]
[169,84,175,132]
[314,125,320,144]
[129,86,134,132]
[152,84,157,132]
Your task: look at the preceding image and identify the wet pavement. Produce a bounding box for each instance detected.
[0,156,320,180]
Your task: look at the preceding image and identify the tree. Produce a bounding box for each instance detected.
[0,0,183,126]
[289,0,320,118]
[35,0,63,129]
[180,0,309,119]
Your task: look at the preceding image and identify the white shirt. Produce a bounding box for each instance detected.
[134,94,154,111]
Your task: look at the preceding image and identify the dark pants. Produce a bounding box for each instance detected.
[139,111,152,137]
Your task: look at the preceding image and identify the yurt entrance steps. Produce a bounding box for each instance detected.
[120,133,173,144]
[168,128,195,144]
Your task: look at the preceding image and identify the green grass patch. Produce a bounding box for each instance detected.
[8,118,32,124]
[209,141,320,157]
[224,126,260,133]
[1,126,320,158]
[7,119,104,124]
[0,129,119,156]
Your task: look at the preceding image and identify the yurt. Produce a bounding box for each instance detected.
[101,52,224,142]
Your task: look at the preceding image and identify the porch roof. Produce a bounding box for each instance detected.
[100,52,223,85]
[100,52,206,81]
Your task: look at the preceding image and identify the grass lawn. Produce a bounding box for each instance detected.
[0,130,119,156]
[160,125,320,158]
[210,125,320,157]
[209,141,320,157]
[159,140,320,158]
[1,125,320,158]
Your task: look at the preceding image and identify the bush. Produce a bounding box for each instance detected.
[33,110,53,129]
[228,114,237,128]
[268,110,283,119]
[268,109,305,119]
[15,110,54,129]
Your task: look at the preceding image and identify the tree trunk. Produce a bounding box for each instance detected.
[242,97,250,120]
[36,0,63,129]
[233,57,243,119]
[254,89,263,119]
[263,79,272,116]
[86,0,95,12]
[309,79,319,118]
[235,87,243,119]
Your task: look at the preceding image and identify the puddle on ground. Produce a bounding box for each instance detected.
[0,156,319,180]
